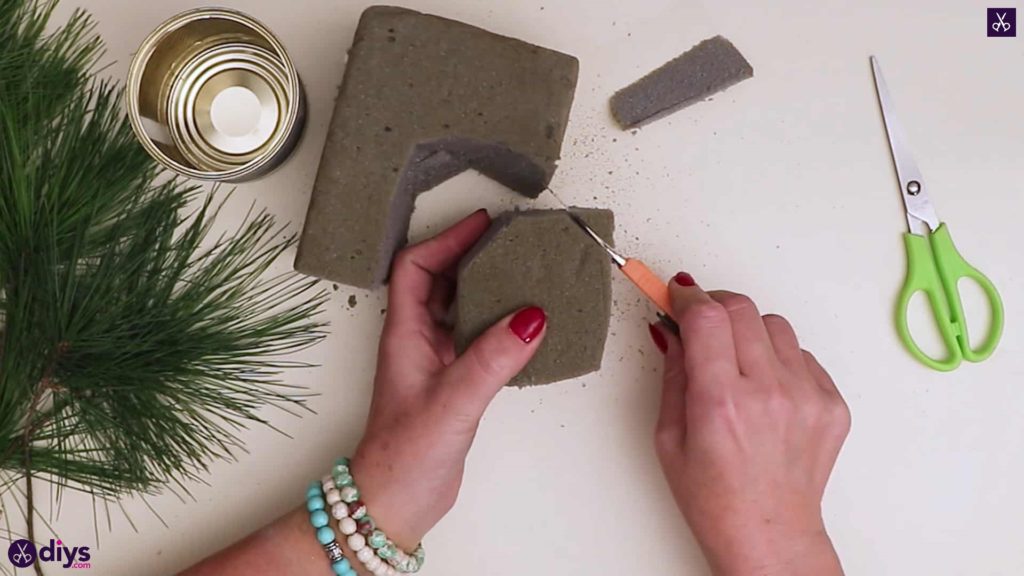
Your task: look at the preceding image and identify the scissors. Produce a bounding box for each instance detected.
[543,187,680,331]
[870,56,1004,371]
[563,210,680,332]
[11,542,33,564]
[993,12,1012,32]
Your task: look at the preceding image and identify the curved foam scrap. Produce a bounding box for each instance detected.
[610,35,753,129]
[454,209,614,387]
[295,6,580,288]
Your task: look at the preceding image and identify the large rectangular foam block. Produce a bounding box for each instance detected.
[295,6,580,288]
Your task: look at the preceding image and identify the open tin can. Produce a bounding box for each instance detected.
[126,8,305,182]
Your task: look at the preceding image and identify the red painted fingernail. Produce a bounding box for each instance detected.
[648,323,668,354]
[673,272,695,287]
[510,306,546,343]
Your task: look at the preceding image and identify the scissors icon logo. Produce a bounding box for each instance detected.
[993,12,1011,31]
[7,539,36,568]
[988,8,1016,36]
[7,537,37,565]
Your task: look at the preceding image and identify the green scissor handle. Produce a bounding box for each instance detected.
[896,223,1005,371]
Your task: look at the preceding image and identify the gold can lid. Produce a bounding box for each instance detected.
[127,8,303,182]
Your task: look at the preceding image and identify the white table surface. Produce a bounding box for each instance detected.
[26,0,1024,574]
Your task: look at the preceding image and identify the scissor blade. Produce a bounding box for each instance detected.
[544,186,572,210]
[870,56,940,233]
[565,210,627,267]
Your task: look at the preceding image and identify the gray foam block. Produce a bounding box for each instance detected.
[295,6,580,288]
[454,209,614,387]
[610,35,752,129]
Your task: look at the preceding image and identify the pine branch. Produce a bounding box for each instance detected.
[0,0,328,518]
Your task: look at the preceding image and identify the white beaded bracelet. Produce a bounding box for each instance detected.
[338,513,397,576]
[324,458,419,576]
[327,478,395,576]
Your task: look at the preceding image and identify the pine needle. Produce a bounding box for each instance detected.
[0,0,328,534]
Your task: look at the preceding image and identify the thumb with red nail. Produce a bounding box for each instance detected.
[350,210,546,550]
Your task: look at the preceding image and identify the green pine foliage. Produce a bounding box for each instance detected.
[0,0,327,514]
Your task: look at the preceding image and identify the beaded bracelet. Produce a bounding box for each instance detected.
[326,457,426,574]
[306,481,357,576]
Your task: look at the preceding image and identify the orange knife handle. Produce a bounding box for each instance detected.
[621,259,673,316]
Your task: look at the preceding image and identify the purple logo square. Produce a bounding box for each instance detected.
[988,8,1016,37]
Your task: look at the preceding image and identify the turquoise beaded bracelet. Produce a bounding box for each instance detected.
[328,457,426,575]
[306,481,357,576]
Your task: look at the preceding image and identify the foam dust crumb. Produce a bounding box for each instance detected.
[348,294,358,309]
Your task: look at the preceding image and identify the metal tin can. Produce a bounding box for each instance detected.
[126,8,305,182]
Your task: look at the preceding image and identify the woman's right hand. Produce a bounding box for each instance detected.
[649,272,850,576]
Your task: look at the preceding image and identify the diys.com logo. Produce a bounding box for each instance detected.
[7,538,92,570]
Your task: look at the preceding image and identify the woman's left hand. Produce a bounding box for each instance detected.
[351,209,547,550]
